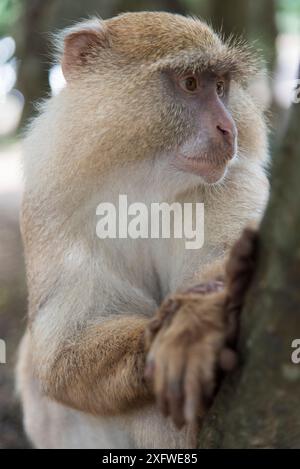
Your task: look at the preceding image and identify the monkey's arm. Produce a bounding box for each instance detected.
[30,227,256,420]
[145,227,258,427]
[31,315,151,415]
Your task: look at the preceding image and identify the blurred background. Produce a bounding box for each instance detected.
[0,0,299,449]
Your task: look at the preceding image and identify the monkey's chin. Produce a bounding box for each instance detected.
[174,156,227,185]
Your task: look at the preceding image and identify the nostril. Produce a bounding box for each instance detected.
[217,125,231,137]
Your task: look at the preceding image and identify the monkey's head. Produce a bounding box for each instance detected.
[56,12,267,191]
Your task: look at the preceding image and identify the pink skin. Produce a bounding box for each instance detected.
[171,72,237,184]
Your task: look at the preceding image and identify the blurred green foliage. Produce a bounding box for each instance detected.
[0,0,23,34]
[276,0,300,33]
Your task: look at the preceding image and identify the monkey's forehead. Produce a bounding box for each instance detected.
[107,12,221,60]
[106,13,260,82]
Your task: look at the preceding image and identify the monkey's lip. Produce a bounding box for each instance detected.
[175,154,227,184]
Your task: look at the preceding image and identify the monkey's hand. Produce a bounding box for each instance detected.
[145,226,258,428]
[144,283,230,428]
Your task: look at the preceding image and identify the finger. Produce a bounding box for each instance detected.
[183,362,203,425]
[183,349,206,424]
[145,300,181,348]
[153,354,169,417]
[158,298,181,327]
[219,347,238,372]
[225,309,239,344]
[183,347,215,424]
[167,349,185,429]
[229,271,252,301]
[145,318,165,348]
[228,228,257,274]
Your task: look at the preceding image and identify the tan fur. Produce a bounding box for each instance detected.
[17,12,269,448]
[38,316,150,415]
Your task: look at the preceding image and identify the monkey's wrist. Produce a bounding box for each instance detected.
[184,280,225,296]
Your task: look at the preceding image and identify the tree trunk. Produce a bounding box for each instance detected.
[16,0,121,128]
[15,0,58,128]
[198,98,300,448]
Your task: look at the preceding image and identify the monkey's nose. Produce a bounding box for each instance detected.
[216,124,237,156]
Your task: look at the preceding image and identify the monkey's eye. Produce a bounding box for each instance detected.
[180,76,198,93]
[216,81,225,97]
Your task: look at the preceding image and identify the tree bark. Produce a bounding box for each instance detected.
[15,0,58,128]
[198,98,300,448]
[16,0,121,128]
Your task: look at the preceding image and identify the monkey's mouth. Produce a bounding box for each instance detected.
[174,154,228,184]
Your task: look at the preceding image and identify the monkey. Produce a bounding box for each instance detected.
[16,12,269,449]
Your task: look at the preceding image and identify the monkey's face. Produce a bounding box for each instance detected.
[163,70,237,184]
[59,13,265,192]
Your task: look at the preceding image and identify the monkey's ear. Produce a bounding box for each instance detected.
[61,20,108,80]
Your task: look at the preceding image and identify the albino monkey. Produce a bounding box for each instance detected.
[17,12,269,448]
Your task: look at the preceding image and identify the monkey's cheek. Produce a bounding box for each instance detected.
[199,167,228,185]
[174,156,227,185]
